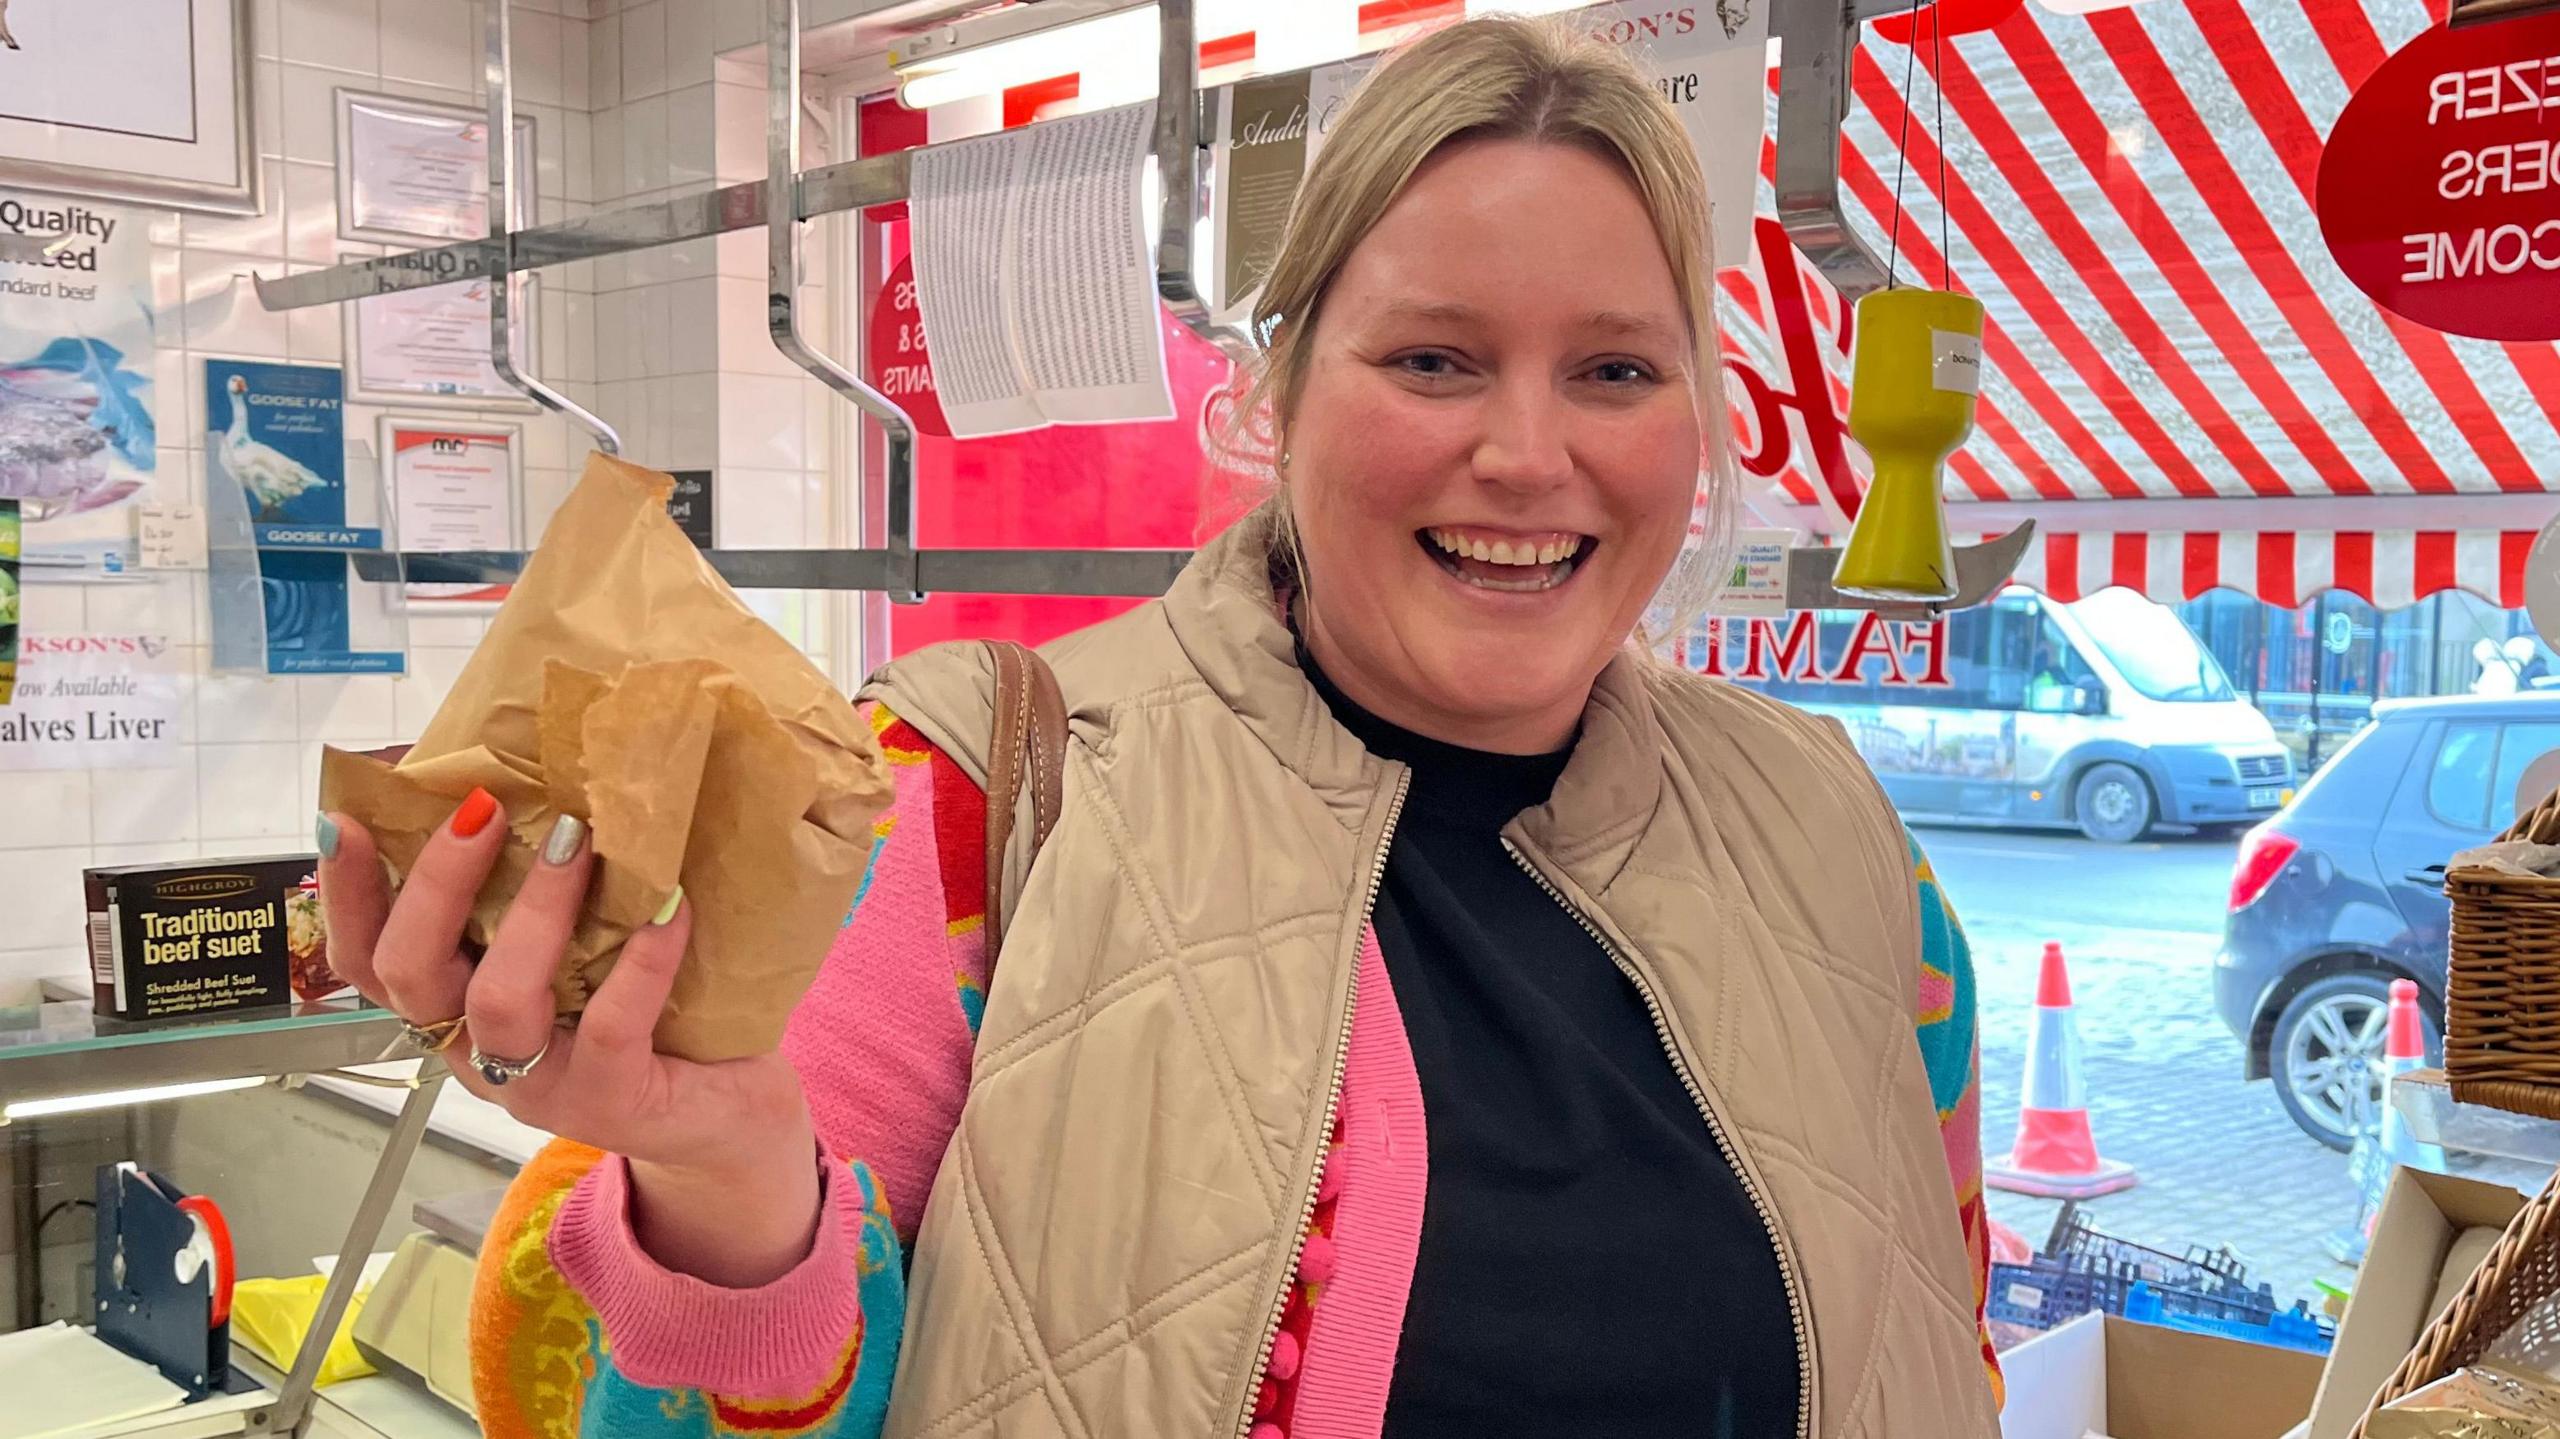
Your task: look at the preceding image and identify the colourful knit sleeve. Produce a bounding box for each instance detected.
[469,702,994,1438]
[1909,830,2003,1408]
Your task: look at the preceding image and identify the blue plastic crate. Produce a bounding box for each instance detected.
[2122,1282,2334,1355]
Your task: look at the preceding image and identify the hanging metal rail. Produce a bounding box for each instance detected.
[489,0,623,455]
[267,0,2027,616]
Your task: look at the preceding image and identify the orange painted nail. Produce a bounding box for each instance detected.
[451,787,499,839]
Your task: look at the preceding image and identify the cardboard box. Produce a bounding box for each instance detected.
[83,855,323,1022]
[2001,1313,2326,1439]
[2307,1169,2531,1439]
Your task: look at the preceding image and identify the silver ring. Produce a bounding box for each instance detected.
[469,1038,551,1087]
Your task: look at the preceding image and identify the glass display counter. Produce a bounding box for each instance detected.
[1,997,454,1438]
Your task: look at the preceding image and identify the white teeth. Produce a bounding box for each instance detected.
[1424,528,1587,570]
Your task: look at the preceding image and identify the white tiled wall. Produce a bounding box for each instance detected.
[0,0,596,983]
[0,0,853,985]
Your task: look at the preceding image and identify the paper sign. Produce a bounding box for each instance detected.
[665,470,714,549]
[350,278,517,402]
[383,418,519,604]
[1710,527,1792,618]
[205,360,403,675]
[342,95,535,243]
[135,505,204,570]
[0,633,180,770]
[209,360,370,548]
[1213,59,1374,324]
[909,103,1174,438]
[1579,1,1770,267]
[0,190,158,551]
[1932,329,1983,394]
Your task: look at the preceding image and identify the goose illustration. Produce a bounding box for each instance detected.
[220,374,332,521]
[1,0,18,51]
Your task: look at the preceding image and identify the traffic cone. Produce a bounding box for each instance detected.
[2334,979,2445,1264]
[1986,942,2139,1199]
[2377,979,2445,1178]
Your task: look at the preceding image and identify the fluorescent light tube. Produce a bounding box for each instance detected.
[6,1075,267,1121]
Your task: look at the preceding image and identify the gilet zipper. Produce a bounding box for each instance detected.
[1232,768,1412,1439]
[1501,836,1817,1439]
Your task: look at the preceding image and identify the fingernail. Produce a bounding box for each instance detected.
[314,813,341,860]
[451,787,498,839]
[651,885,684,926]
[542,813,589,866]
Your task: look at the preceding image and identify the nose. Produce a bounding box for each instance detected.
[1470,376,1575,493]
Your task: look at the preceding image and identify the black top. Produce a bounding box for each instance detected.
[1301,649,1801,1438]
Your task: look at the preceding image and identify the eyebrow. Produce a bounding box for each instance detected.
[1579,309,1686,344]
[1367,299,1684,344]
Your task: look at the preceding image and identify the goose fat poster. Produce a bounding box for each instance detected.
[206,360,403,675]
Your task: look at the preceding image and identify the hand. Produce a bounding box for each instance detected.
[319,795,822,1284]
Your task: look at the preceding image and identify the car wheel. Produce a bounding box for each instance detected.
[2074,762,2156,843]
[2270,972,2441,1152]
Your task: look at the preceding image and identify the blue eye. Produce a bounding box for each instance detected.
[1397,352,1457,377]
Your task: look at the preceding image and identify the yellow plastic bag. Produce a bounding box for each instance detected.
[229,1274,376,1387]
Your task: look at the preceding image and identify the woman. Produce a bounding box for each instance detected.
[317,17,2001,1438]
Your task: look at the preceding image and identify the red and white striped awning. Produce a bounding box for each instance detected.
[1719,0,2560,609]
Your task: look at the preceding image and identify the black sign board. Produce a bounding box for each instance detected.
[666,470,714,549]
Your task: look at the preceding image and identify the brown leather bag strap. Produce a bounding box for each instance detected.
[982,639,1067,967]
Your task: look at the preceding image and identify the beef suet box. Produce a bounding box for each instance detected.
[86,856,321,1022]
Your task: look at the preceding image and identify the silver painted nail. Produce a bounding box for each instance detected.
[542,813,590,866]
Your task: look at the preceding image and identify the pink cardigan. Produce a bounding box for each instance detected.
[469,703,1996,1439]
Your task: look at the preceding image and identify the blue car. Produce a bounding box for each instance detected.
[2216,693,2560,1149]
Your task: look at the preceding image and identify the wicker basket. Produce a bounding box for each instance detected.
[2444,787,2560,1119]
[2349,1166,2560,1435]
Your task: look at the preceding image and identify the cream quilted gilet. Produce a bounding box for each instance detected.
[858,506,1997,1439]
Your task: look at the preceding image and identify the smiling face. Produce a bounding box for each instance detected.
[1285,136,1702,755]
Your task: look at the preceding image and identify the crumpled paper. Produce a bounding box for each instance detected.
[319,453,892,1061]
[2367,1366,2560,1437]
[2369,1286,2560,1436]
[2451,842,2560,880]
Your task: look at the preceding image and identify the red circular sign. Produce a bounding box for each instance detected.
[865,256,950,438]
[2318,11,2560,342]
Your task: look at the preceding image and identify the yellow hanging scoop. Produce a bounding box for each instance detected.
[1831,287,1986,602]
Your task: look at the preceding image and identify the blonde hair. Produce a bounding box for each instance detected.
[1231,13,1740,648]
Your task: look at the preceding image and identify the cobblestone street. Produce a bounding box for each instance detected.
[1923,828,2384,1319]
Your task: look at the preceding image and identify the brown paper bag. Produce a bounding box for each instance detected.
[320,453,892,1061]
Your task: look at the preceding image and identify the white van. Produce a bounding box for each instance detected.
[1691,588,2294,842]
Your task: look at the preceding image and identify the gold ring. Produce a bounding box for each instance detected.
[384,1016,466,1060]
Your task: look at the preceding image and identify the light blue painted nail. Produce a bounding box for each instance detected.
[315,812,341,860]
